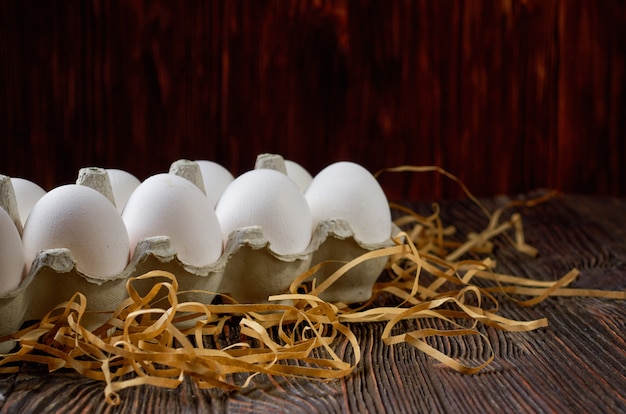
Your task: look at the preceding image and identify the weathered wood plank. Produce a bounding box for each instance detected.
[0,194,625,413]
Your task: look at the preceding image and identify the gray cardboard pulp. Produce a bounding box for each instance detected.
[0,156,395,351]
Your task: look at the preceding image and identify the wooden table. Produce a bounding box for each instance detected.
[1,193,625,413]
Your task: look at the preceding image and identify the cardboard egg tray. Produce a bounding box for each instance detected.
[0,156,395,352]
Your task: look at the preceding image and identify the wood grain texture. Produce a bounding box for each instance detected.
[0,0,625,200]
[0,193,625,413]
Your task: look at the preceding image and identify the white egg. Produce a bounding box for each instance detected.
[194,160,235,208]
[22,184,130,279]
[285,160,313,192]
[106,169,141,214]
[10,177,46,226]
[215,169,312,255]
[0,207,25,294]
[122,173,223,267]
[305,161,391,245]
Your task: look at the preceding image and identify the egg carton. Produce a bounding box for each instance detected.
[0,155,395,352]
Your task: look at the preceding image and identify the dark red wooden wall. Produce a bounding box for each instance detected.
[1,0,624,201]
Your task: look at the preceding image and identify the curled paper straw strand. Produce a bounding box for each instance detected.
[1,167,624,406]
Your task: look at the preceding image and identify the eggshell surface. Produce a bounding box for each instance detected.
[10,178,46,226]
[305,161,392,245]
[22,184,130,279]
[0,207,25,294]
[195,160,235,208]
[122,173,223,267]
[215,169,312,255]
[285,160,313,192]
[106,169,141,214]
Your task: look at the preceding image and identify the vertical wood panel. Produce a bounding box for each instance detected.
[557,0,626,195]
[0,0,624,200]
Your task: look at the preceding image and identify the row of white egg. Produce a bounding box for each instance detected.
[0,155,392,297]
